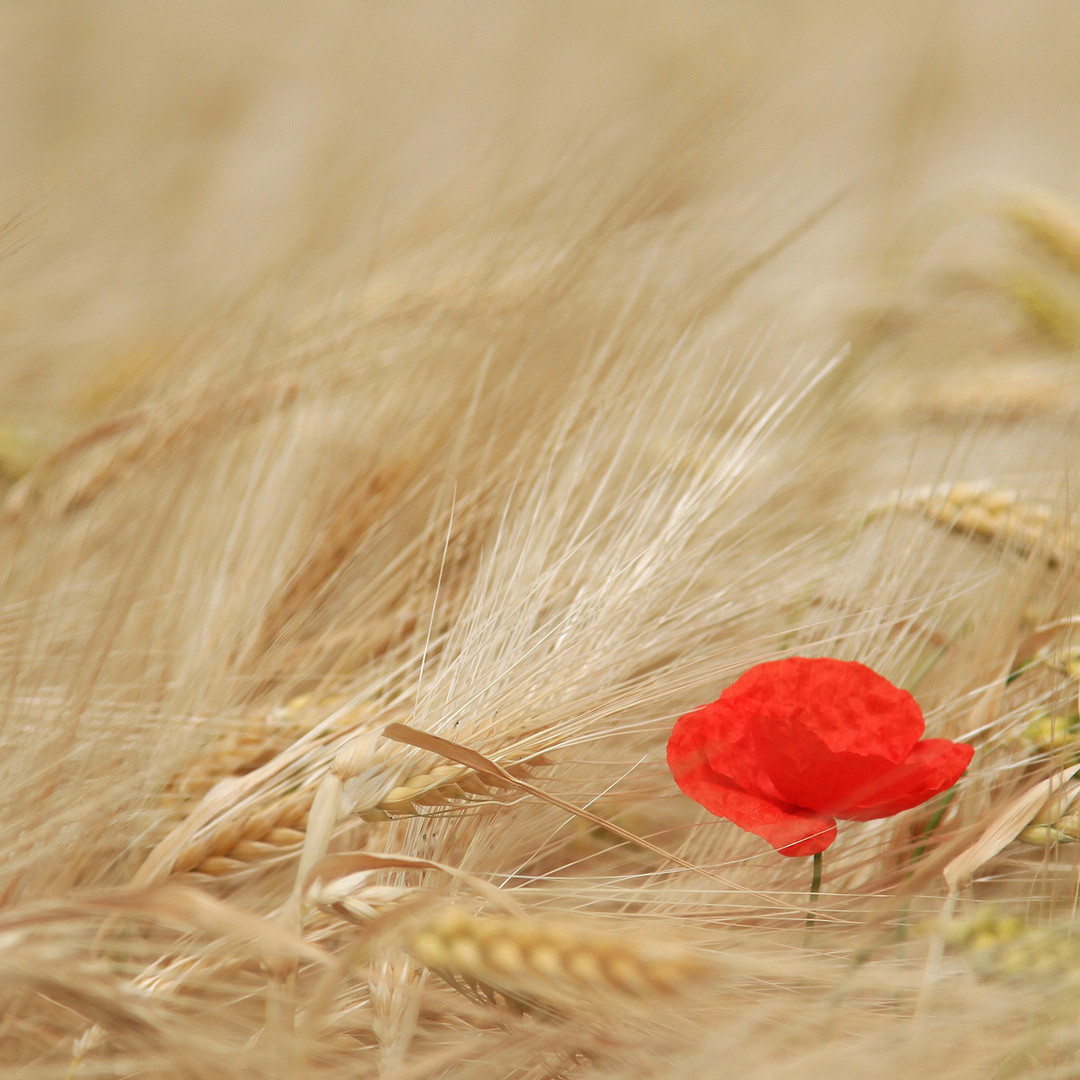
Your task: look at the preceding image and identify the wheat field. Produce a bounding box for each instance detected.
[2,4,1080,1077]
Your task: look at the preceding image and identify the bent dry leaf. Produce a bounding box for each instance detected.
[943,764,1080,893]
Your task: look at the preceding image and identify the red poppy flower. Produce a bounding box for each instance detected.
[667,657,973,857]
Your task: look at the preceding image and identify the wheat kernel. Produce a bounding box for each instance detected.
[998,947,1030,975]
[645,960,696,991]
[266,827,305,846]
[448,935,484,973]
[603,956,650,995]
[527,944,564,978]
[457,774,492,796]
[410,932,452,969]
[198,856,246,877]
[206,820,245,857]
[484,936,524,974]
[239,804,282,841]
[231,840,281,861]
[563,949,604,987]
[981,489,1018,512]
[947,481,988,502]
[997,918,1025,942]
[429,909,472,936]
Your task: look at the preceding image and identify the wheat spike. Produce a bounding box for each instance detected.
[869,482,1076,566]
[254,459,425,654]
[161,713,544,879]
[1020,709,1079,754]
[3,372,310,517]
[173,788,315,876]
[1002,189,1080,279]
[164,694,353,806]
[402,906,708,1010]
[998,264,1080,350]
[917,360,1080,421]
[174,757,543,878]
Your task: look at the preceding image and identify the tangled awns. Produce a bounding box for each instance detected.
[3,4,1080,1079]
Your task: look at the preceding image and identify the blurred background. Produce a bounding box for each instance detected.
[1,1,1080,449]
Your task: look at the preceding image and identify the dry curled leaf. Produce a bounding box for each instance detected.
[943,764,1080,893]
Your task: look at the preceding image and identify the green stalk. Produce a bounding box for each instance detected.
[806,851,823,929]
[910,787,957,866]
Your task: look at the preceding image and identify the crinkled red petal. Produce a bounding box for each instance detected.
[835,738,975,820]
[669,697,784,803]
[750,715,902,815]
[725,657,924,763]
[667,733,836,857]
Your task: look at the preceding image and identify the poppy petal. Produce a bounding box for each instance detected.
[750,715,901,815]
[835,738,975,820]
[728,657,924,763]
[667,750,836,857]
[669,698,784,803]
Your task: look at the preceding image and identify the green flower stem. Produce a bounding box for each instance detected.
[911,787,958,866]
[807,851,823,928]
